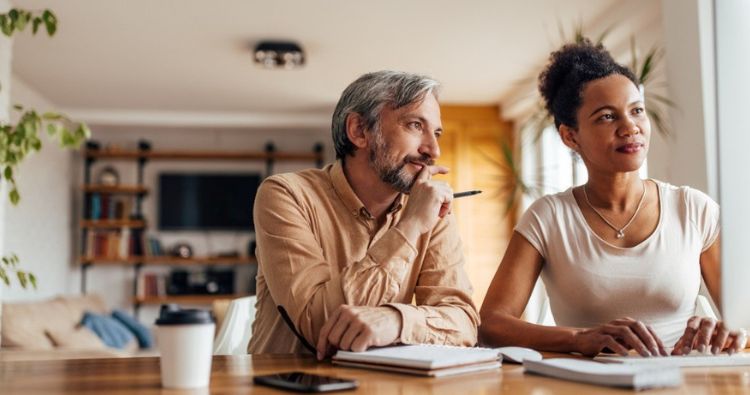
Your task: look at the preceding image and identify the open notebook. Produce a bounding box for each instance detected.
[332,345,539,377]
[523,358,682,390]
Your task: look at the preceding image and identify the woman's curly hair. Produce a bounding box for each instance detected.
[538,39,638,129]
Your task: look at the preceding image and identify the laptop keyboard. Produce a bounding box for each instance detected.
[594,351,750,367]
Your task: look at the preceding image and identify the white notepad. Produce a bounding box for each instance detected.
[332,345,502,377]
[523,358,682,390]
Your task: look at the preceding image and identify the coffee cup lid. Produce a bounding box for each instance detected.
[155,304,214,325]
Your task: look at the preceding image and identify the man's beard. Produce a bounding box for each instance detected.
[368,132,434,193]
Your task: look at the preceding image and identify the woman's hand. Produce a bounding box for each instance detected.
[671,316,747,355]
[573,317,668,357]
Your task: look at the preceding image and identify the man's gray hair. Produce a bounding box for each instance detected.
[332,71,440,159]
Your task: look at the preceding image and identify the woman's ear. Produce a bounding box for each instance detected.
[345,113,369,149]
[558,124,580,152]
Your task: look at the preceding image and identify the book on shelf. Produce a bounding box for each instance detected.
[82,227,145,260]
[86,194,134,220]
[523,358,682,390]
[137,272,167,298]
[144,236,164,257]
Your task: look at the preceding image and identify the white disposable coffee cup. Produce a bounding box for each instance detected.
[155,305,216,389]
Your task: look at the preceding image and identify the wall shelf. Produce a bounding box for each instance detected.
[133,294,250,305]
[85,149,322,162]
[80,220,146,229]
[82,185,148,195]
[80,256,257,265]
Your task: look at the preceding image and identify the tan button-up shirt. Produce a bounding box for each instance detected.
[247,161,479,354]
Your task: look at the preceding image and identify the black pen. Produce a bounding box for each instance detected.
[453,190,482,198]
[277,305,318,356]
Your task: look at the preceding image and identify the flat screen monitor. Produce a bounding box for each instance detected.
[158,173,261,231]
[714,0,750,329]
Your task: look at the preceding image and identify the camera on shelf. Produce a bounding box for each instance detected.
[167,268,235,295]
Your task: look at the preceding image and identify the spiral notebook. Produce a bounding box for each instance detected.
[332,345,502,377]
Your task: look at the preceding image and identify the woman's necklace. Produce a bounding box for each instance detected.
[583,180,647,239]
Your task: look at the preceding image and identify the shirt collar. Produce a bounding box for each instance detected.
[329,160,405,218]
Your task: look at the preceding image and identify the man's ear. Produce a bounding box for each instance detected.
[558,124,579,152]
[345,113,369,149]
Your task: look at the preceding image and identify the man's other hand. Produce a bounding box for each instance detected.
[316,305,401,360]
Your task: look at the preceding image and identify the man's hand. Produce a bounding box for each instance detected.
[671,316,747,355]
[316,305,401,360]
[397,165,453,239]
[573,317,668,357]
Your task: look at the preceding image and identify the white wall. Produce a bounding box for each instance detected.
[651,0,716,195]
[1,76,76,302]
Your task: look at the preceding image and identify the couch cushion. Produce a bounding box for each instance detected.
[46,326,107,350]
[2,299,65,349]
[112,309,153,348]
[1,294,108,350]
[80,311,136,350]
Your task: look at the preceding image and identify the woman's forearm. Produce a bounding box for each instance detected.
[479,311,580,353]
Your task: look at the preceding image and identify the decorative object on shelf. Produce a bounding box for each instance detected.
[253,41,305,69]
[171,243,194,259]
[97,166,120,186]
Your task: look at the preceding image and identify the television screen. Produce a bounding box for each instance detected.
[158,173,261,231]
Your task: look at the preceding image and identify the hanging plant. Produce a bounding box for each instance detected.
[0,8,90,288]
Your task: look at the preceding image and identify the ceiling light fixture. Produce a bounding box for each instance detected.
[253,41,305,69]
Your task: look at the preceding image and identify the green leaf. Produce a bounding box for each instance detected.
[9,187,20,205]
[4,165,12,180]
[32,16,41,35]
[42,10,56,36]
[29,272,37,289]
[0,268,9,286]
[13,104,23,111]
[47,122,57,136]
[31,137,41,151]
[15,10,28,31]
[0,15,11,37]
[42,112,62,121]
[17,271,27,288]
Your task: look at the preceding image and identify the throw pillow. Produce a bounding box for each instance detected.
[80,311,135,349]
[112,309,153,348]
[46,326,107,350]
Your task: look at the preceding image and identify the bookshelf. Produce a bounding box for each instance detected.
[80,140,324,317]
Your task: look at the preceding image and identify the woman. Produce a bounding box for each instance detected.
[479,40,746,357]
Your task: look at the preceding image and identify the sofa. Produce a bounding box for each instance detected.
[0,294,155,361]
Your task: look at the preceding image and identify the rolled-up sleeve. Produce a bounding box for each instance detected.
[385,215,479,346]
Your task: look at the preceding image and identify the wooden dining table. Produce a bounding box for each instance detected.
[2,353,750,394]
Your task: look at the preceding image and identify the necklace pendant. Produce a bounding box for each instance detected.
[616,230,625,239]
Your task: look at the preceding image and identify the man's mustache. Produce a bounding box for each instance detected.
[403,155,434,167]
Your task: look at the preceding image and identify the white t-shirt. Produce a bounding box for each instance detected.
[515,180,720,346]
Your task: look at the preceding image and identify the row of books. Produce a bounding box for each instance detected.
[82,228,145,259]
[136,272,167,298]
[87,193,135,220]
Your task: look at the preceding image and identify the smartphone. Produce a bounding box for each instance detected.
[253,371,358,393]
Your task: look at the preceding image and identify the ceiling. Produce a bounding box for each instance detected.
[10,0,661,128]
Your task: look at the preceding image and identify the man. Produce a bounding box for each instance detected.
[247,71,478,358]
